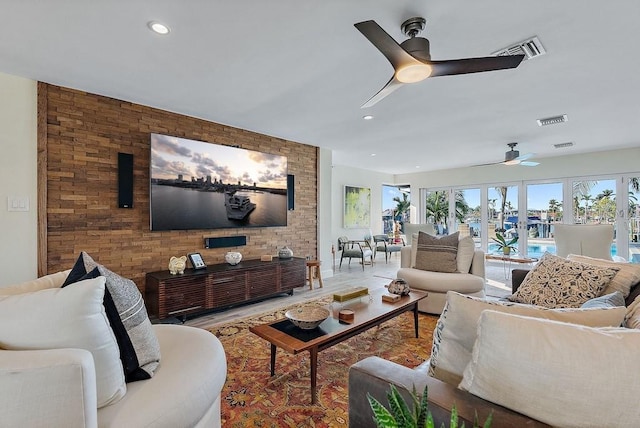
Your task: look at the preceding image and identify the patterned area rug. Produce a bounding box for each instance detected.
[209,297,439,427]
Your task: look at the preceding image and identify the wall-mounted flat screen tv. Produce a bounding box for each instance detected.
[150,133,288,231]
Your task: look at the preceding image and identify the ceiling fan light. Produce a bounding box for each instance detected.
[148,21,170,35]
[395,64,432,83]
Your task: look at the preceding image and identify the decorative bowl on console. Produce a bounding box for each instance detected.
[225,251,242,265]
[285,306,330,330]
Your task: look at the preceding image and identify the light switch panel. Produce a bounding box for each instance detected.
[7,196,29,212]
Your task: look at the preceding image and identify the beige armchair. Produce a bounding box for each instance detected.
[402,223,436,245]
[553,224,614,260]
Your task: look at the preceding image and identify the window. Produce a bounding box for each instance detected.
[382,185,410,234]
[420,173,639,262]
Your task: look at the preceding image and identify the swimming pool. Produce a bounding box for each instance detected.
[487,243,618,259]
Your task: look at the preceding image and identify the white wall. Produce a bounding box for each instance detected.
[328,164,394,267]
[317,147,334,278]
[0,73,38,286]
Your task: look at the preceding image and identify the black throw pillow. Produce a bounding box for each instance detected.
[63,253,145,382]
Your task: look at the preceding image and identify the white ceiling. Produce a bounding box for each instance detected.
[2,1,639,174]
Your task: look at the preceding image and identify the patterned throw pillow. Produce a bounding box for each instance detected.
[66,252,161,382]
[508,252,620,308]
[415,231,459,273]
[567,254,640,298]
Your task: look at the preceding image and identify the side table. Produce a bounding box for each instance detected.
[485,254,538,279]
[306,259,323,289]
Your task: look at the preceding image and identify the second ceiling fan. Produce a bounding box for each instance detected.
[474,143,540,167]
[354,17,525,108]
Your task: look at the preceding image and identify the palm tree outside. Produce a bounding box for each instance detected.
[425,191,448,231]
[425,190,470,234]
[548,199,562,221]
[393,193,410,225]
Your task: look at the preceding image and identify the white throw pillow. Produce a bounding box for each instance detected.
[456,235,475,273]
[460,310,640,428]
[0,277,126,408]
[0,270,70,295]
[429,291,626,386]
[567,254,640,298]
[410,233,419,267]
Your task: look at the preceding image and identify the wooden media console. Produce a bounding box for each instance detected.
[146,257,306,320]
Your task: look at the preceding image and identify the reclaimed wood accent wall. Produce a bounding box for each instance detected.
[38,84,318,293]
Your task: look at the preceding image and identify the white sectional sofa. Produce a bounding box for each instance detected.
[0,269,227,428]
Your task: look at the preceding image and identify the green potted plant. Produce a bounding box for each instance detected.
[368,384,492,428]
[491,232,518,255]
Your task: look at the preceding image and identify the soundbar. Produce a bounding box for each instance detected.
[204,236,247,249]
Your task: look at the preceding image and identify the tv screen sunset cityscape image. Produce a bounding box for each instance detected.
[150,133,288,230]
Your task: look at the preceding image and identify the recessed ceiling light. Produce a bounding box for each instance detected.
[415,166,420,169]
[148,21,170,35]
[363,115,374,120]
[370,153,376,156]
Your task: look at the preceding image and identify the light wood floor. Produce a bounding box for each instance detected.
[184,254,514,330]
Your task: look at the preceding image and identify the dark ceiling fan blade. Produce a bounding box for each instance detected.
[428,54,525,78]
[471,160,505,167]
[361,76,404,108]
[354,20,419,70]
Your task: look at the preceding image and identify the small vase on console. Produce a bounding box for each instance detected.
[225,252,242,265]
[278,246,293,259]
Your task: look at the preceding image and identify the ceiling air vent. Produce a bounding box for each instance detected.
[537,114,568,126]
[554,142,574,149]
[492,36,546,60]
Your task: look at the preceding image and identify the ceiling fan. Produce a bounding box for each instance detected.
[475,143,540,167]
[354,17,525,108]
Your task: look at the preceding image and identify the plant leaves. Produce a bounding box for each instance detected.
[387,385,414,427]
[426,411,435,428]
[368,384,494,428]
[450,404,459,428]
[416,384,430,427]
[368,393,398,428]
[482,411,493,428]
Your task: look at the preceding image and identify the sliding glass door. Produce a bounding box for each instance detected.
[626,176,639,263]
[421,173,639,262]
[382,185,410,235]
[524,181,563,257]
[454,187,481,247]
[487,185,519,253]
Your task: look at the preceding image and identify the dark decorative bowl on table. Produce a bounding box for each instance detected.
[285,306,330,330]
